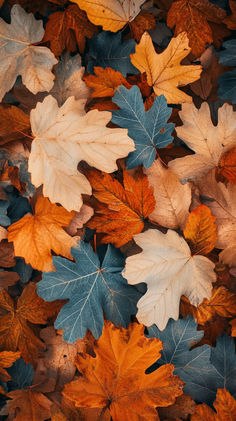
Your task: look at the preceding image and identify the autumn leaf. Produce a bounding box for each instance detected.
[158,393,196,421]
[63,321,183,420]
[167,0,226,57]
[72,0,146,32]
[183,205,217,255]
[84,67,131,98]
[8,197,77,272]
[216,146,236,185]
[0,105,31,150]
[0,162,26,194]
[85,168,155,247]
[0,241,16,268]
[43,4,99,56]
[191,388,236,420]
[0,283,62,364]
[0,351,21,382]
[224,0,236,30]
[230,318,236,337]
[130,31,202,103]
[130,11,156,42]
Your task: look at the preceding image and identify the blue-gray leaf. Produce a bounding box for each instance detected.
[217,40,236,103]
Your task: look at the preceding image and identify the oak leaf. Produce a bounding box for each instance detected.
[8,197,77,272]
[145,159,191,229]
[85,168,155,247]
[0,351,21,382]
[28,95,134,212]
[130,31,202,103]
[216,146,236,185]
[84,67,131,98]
[191,388,236,421]
[72,0,145,32]
[63,321,183,420]
[43,5,99,56]
[183,205,217,255]
[167,0,226,57]
[0,5,57,102]
[0,283,62,364]
[123,229,216,330]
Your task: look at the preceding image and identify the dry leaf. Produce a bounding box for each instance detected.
[0,351,21,382]
[0,105,31,152]
[216,146,236,185]
[230,318,236,337]
[130,10,156,42]
[0,241,16,268]
[84,67,131,98]
[66,205,94,237]
[224,0,236,30]
[0,271,20,289]
[158,394,196,420]
[191,388,236,421]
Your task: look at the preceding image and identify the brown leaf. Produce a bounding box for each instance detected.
[0,105,31,151]
[0,351,21,382]
[216,146,236,185]
[0,271,20,288]
[191,388,236,421]
[0,241,16,268]
[130,11,156,42]
[0,162,26,194]
[84,67,131,98]
[158,393,196,420]
[230,318,236,337]
[196,317,229,347]
[224,0,236,29]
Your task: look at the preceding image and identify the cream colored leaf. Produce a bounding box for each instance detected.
[122,229,216,330]
[29,95,134,212]
[72,0,145,31]
[145,159,191,229]
[0,5,57,101]
[130,31,202,103]
[169,102,236,182]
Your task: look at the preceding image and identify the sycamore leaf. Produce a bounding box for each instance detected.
[37,242,141,342]
[169,102,236,182]
[62,321,183,420]
[130,31,202,104]
[0,105,31,150]
[0,283,61,364]
[145,159,191,229]
[28,95,134,212]
[8,197,77,272]
[122,229,216,330]
[0,5,57,102]
[112,86,174,168]
[167,0,226,57]
[216,146,236,185]
[84,67,131,98]
[0,351,21,382]
[72,0,145,32]
[191,389,236,420]
[43,5,99,56]
[184,205,217,255]
[85,168,155,247]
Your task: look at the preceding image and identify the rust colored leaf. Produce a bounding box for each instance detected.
[167,0,226,57]
[0,351,21,382]
[43,4,99,56]
[85,168,155,247]
[130,11,156,42]
[8,197,77,272]
[0,271,20,288]
[84,67,131,98]
[88,98,119,111]
[0,162,26,194]
[0,241,16,268]
[0,105,31,150]
[1,389,52,421]
[63,321,183,420]
[0,283,62,364]
[191,388,236,421]
[230,318,236,337]
[216,146,236,185]
[158,393,196,420]
[224,0,236,29]
[196,317,229,347]
[184,205,217,255]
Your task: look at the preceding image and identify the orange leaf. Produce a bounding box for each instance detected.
[0,283,62,364]
[184,204,217,255]
[85,168,155,247]
[216,146,236,185]
[130,11,156,42]
[167,0,226,57]
[0,351,21,382]
[8,197,77,272]
[191,388,236,420]
[180,286,236,325]
[62,321,183,420]
[43,4,99,56]
[224,0,236,30]
[1,389,52,421]
[84,67,131,98]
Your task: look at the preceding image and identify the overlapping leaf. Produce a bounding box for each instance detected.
[191,389,236,421]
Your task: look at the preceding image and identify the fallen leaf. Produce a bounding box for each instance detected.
[0,351,21,382]
[62,321,183,420]
[84,67,131,98]
[0,271,20,288]
[130,31,202,103]
[0,162,26,194]
[85,168,155,247]
[230,318,236,337]
[122,229,216,330]
[72,0,145,31]
[145,159,191,229]
[43,4,99,56]
[0,5,57,102]
[8,197,77,272]
[191,388,236,421]
[216,146,236,184]
[130,10,156,42]
[0,105,31,151]
[0,241,16,268]
[196,316,229,347]
[66,205,94,236]
[158,393,196,420]
[224,0,236,30]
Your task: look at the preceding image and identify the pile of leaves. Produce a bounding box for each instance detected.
[0,0,236,419]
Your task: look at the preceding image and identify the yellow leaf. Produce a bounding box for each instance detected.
[130,31,202,103]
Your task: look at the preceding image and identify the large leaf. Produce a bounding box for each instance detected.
[37,242,141,342]
[112,86,174,168]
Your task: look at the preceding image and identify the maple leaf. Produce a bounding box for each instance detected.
[167,0,226,57]
[216,146,236,184]
[130,31,202,104]
[0,5,57,102]
[191,389,236,421]
[84,67,131,98]
[28,95,134,212]
[112,86,174,168]
[43,4,99,56]
[0,283,62,364]
[145,159,191,229]
[224,0,236,30]
[0,351,21,382]
[37,242,141,342]
[8,197,77,272]
[169,102,236,182]
[63,321,183,420]
[180,286,236,325]
[123,229,216,330]
[0,105,31,151]
[85,168,155,247]
[72,0,145,32]
[130,10,156,42]
[1,389,52,421]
